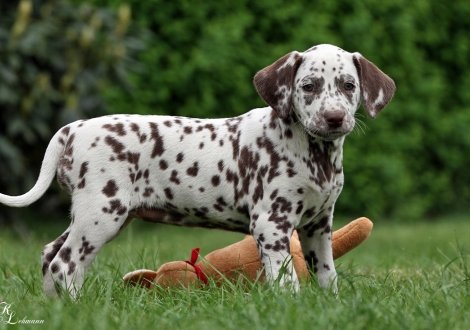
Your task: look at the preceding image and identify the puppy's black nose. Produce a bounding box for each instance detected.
[324,111,345,129]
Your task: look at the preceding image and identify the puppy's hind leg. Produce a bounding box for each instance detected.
[44,200,131,298]
[41,228,71,297]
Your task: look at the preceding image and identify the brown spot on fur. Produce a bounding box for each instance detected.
[270,189,278,200]
[253,173,264,204]
[149,122,165,158]
[51,263,60,273]
[59,247,72,263]
[102,180,118,197]
[186,162,199,177]
[103,123,126,136]
[130,123,147,143]
[265,236,290,253]
[176,153,184,163]
[102,198,127,216]
[126,152,140,170]
[218,160,224,172]
[67,261,76,275]
[64,133,75,157]
[79,237,95,261]
[61,126,70,136]
[159,160,168,170]
[230,131,241,160]
[79,162,88,179]
[211,175,220,186]
[296,201,303,214]
[77,179,86,189]
[105,135,125,154]
[143,187,154,197]
[170,170,180,185]
[164,187,174,199]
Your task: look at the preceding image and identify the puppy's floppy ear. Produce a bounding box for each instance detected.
[254,51,303,119]
[353,53,396,119]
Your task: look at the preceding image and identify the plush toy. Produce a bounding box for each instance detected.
[123,217,373,289]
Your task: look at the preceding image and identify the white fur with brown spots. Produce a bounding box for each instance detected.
[0,44,395,297]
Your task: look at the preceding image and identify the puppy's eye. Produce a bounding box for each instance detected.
[303,84,315,92]
[344,83,355,90]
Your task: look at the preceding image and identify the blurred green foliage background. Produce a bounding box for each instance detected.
[1,0,469,223]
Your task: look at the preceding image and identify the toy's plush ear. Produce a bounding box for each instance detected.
[123,269,158,289]
[253,51,303,119]
[352,54,396,119]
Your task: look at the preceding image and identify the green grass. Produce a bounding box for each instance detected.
[1,215,470,330]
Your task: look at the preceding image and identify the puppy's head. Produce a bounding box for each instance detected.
[254,44,396,141]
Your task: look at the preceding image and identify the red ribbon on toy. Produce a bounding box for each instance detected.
[185,248,208,285]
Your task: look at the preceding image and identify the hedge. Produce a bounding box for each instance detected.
[0,0,147,215]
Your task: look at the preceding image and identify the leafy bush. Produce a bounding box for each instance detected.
[0,0,147,213]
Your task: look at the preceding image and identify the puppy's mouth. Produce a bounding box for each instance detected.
[305,126,352,141]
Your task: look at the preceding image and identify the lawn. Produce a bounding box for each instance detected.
[1,213,470,330]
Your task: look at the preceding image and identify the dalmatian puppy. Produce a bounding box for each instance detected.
[0,44,395,297]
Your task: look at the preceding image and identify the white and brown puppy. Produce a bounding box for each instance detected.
[0,44,395,297]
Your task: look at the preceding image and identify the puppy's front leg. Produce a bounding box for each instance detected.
[250,214,299,291]
[297,212,337,293]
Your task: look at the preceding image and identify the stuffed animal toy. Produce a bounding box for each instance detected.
[123,217,373,289]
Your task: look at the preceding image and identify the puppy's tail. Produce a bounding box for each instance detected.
[0,128,65,207]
